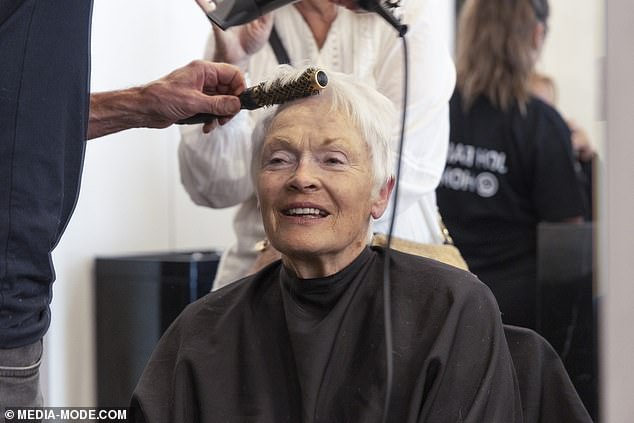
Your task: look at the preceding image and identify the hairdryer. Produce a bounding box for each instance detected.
[196,0,407,35]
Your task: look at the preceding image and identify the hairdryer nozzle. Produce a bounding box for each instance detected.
[203,0,298,30]
[200,0,406,36]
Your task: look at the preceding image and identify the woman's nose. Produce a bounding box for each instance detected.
[287,158,321,192]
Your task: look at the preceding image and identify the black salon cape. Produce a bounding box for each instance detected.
[130,247,524,423]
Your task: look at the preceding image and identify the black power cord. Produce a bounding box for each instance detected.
[380,24,409,423]
[358,0,408,36]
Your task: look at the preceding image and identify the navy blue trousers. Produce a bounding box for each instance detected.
[0,0,93,348]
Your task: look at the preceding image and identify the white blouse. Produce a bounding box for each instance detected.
[178,0,456,289]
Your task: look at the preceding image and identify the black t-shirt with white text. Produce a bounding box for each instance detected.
[437,91,586,326]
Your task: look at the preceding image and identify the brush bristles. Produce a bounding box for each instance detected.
[239,67,328,110]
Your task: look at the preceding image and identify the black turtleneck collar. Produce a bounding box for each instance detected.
[280,246,373,319]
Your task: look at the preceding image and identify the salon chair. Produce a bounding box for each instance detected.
[536,222,597,420]
[504,325,593,422]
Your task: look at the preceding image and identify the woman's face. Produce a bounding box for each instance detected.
[256,98,390,274]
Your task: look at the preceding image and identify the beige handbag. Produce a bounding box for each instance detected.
[371,217,470,271]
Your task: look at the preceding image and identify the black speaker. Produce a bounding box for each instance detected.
[95,251,220,407]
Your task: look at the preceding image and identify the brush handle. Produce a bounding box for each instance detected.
[176,68,327,125]
[176,113,222,124]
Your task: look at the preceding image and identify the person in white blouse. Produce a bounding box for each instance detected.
[179,0,456,290]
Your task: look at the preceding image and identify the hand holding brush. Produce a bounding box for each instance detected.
[177,66,328,125]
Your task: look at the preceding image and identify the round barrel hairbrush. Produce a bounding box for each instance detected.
[177,67,328,124]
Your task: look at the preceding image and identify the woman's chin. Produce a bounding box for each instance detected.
[276,240,327,258]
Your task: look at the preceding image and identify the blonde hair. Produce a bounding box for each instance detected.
[456,0,549,111]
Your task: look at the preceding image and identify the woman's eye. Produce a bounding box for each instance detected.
[265,151,293,167]
[323,154,347,166]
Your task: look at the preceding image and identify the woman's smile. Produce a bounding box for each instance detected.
[256,96,390,276]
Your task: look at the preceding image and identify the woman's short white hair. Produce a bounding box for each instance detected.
[250,66,396,198]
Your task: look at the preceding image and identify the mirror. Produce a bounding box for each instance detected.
[451,0,603,420]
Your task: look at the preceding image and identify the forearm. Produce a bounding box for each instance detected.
[88,87,156,140]
[87,61,245,140]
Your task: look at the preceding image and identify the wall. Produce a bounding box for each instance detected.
[530,0,603,153]
[601,1,634,421]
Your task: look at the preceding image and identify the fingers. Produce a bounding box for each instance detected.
[567,119,596,162]
[572,137,596,162]
[206,94,241,116]
[252,13,274,30]
[188,87,241,117]
[243,14,273,40]
[238,14,273,57]
[214,63,246,94]
[195,0,216,14]
[199,61,246,96]
[202,115,233,133]
[202,119,219,133]
[144,61,244,130]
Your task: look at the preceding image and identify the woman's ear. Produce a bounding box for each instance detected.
[370,177,395,219]
[532,21,547,53]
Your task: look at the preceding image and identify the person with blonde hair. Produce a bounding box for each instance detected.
[436,0,586,329]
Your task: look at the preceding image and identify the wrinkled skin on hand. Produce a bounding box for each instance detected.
[141,60,245,133]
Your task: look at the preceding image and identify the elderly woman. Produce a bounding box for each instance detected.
[131,71,522,422]
[179,0,455,290]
